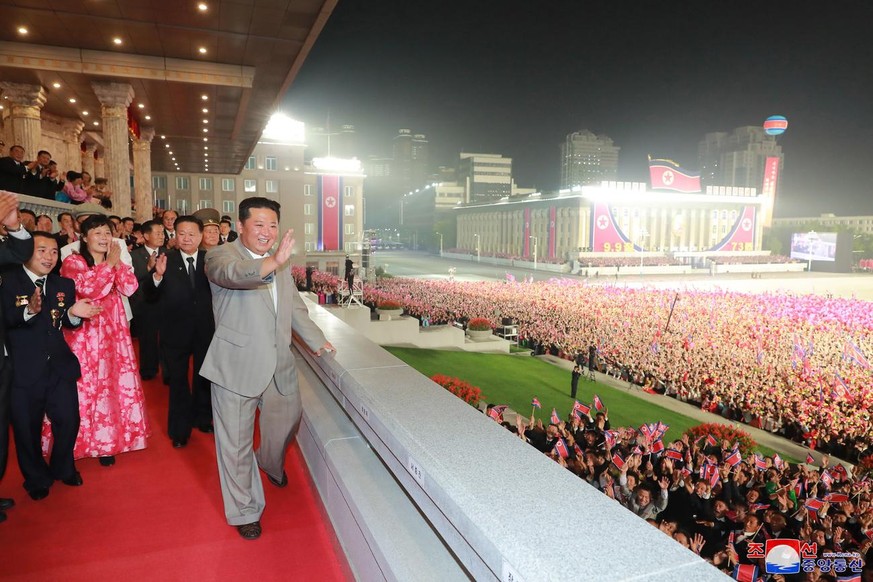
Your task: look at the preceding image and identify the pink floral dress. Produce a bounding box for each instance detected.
[56,254,150,459]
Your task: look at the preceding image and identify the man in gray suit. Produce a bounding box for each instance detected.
[200,197,334,540]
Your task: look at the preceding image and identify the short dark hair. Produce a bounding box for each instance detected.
[19,208,36,219]
[58,212,73,223]
[122,217,134,225]
[141,220,162,235]
[174,215,203,232]
[31,230,57,244]
[219,219,232,227]
[37,150,51,158]
[9,145,24,153]
[36,214,51,222]
[108,215,122,223]
[162,209,178,219]
[79,215,113,268]
[239,197,280,221]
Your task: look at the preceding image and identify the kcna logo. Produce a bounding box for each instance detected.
[764,539,801,574]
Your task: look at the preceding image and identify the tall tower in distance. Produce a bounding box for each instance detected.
[560,130,620,188]
[697,126,783,190]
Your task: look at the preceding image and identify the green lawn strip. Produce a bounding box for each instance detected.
[385,347,797,463]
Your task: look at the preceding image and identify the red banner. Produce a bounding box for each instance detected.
[762,156,780,198]
[523,207,531,257]
[318,175,341,251]
[591,202,634,252]
[548,206,557,259]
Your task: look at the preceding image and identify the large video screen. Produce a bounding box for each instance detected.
[790,232,837,262]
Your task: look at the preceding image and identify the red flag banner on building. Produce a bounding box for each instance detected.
[318,175,342,251]
[648,157,702,193]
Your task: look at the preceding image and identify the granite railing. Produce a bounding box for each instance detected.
[294,297,729,581]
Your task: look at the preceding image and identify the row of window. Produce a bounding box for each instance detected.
[302,184,356,197]
[301,222,356,235]
[157,199,236,214]
[301,204,356,217]
[154,176,358,199]
[244,156,279,171]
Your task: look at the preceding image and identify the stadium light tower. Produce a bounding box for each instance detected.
[474,233,480,262]
[530,236,538,270]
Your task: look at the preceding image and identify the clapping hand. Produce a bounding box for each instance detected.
[106,241,121,267]
[274,229,295,266]
[154,254,167,277]
[26,287,42,315]
[0,192,20,230]
[69,298,103,319]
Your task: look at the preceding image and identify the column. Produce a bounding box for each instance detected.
[94,151,105,178]
[62,119,85,173]
[91,82,134,218]
[132,126,154,222]
[0,82,47,159]
[81,143,97,177]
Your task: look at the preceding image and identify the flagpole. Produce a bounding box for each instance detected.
[664,292,679,333]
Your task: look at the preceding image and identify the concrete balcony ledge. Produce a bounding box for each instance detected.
[296,297,728,581]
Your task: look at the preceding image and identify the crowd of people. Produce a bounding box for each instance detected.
[0,144,114,207]
[495,402,872,579]
[0,194,333,542]
[357,276,873,463]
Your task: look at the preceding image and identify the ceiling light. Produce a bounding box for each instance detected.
[52,82,61,89]
[17,27,27,35]
[198,3,208,11]
[198,47,207,54]
[202,119,208,124]
[160,135,166,139]
[93,121,100,126]
[112,37,123,45]
[168,151,173,155]
[138,103,145,109]
[0,106,3,111]
[144,115,151,120]
[202,128,208,133]
[68,98,76,103]
[201,94,208,100]
[202,108,208,113]
[204,153,208,157]
[204,146,208,150]
[203,137,208,142]
[171,157,176,161]
[82,111,89,116]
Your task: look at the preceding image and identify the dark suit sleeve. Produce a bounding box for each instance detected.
[0,273,29,329]
[61,279,83,329]
[0,233,34,266]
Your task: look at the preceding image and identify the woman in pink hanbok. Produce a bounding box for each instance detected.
[61,214,150,465]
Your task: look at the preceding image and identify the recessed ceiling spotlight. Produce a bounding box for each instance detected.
[160,135,166,139]
[68,98,76,103]
[168,151,173,155]
[144,115,151,120]
[93,121,100,126]
[52,82,61,89]
[202,108,208,113]
[204,146,208,150]
[197,3,208,12]
[204,153,208,157]
[198,47,207,54]
[203,137,208,142]
[202,128,208,133]
[171,157,176,161]
[17,27,28,35]
[202,119,208,124]
[201,94,208,100]
[82,111,89,116]
[138,103,145,109]
[112,37,123,46]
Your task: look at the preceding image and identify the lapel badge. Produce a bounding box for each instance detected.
[15,295,28,307]
[56,291,65,307]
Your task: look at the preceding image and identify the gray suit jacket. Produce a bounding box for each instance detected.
[200,238,327,397]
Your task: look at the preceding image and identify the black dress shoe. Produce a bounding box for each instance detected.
[98,456,116,467]
[267,471,288,488]
[28,488,49,501]
[61,472,84,486]
[236,521,261,540]
[172,439,187,448]
[0,498,13,511]
[197,424,214,434]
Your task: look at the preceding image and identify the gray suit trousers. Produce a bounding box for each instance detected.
[211,376,302,525]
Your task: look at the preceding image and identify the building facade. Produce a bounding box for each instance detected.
[454,182,765,261]
[560,130,620,189]
[773,213,873,235]
[698,126,783,190]
[456,153,513,203]
[151,135,365,272]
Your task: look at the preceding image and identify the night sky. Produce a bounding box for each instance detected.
[284,1,873,217]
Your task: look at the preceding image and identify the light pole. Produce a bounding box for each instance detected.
[436,231,443,256]
[474,233,480,263]
[639,228,649,269]
[807,230,817,272]
[530,236,538,270]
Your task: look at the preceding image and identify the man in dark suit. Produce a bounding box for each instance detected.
[161,210,178,248]
[1,232,102,502]
[22,150,57,200]
[130,220,165,380]
[147,216,215,447]
[218,219,238,244]
[0,146,27,193]
[0,193,35,523]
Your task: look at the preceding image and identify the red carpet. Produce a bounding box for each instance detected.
[0,367,350,581]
